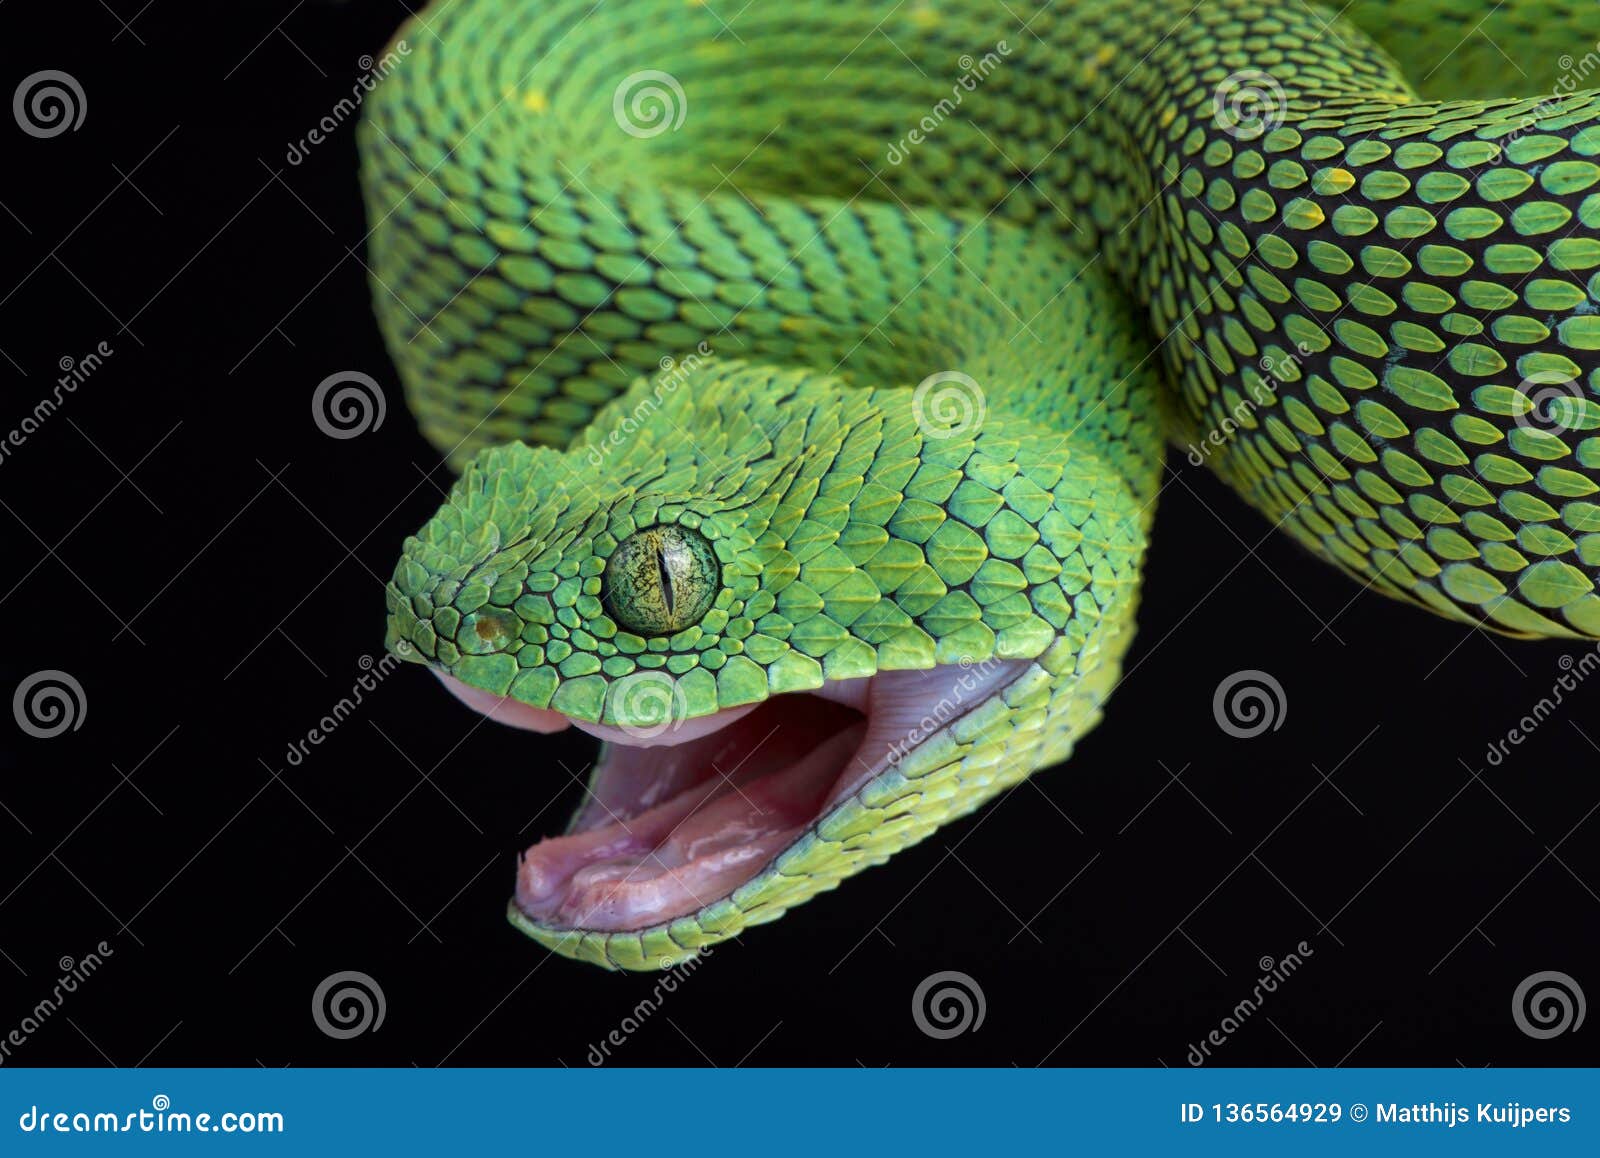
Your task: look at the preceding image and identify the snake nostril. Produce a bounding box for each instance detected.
[456,609,519,656]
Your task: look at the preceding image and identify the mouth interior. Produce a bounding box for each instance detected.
[481,661,1030,933]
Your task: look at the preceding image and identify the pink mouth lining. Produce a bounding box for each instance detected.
[436,660,1028,933]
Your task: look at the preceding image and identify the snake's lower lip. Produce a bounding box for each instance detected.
[486,660,1031,934]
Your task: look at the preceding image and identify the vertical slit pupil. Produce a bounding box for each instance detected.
[656,545,675,617]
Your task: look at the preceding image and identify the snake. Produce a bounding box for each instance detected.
[363,0,1600,969]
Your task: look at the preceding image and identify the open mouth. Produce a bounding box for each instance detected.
[438,660,1031,932]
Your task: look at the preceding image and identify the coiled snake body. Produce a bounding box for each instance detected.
[368,0,1600,967]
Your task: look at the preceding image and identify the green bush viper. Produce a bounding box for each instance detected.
[364,0,1600,969]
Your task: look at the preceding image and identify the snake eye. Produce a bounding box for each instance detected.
[602,524,720,637]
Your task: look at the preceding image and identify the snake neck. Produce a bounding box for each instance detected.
[362,0,1188,481]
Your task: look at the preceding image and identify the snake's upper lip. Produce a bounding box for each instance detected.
[439,661,1030,934]
[433,670,761,745]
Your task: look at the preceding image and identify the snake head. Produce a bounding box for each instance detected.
[384,358,1150,968]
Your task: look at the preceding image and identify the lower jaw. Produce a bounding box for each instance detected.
[503,659,1034,937]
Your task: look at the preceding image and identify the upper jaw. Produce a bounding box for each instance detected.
[433,668,762,744]
[434,659,1033,934]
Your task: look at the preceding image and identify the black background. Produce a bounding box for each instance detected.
[2,0,1597,1068]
